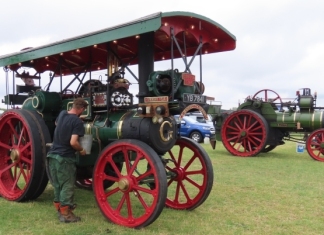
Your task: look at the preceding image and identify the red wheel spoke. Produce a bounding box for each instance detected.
[185,169,203,176]
[167,150,178,167]
[134,190,150,209]
[105,187,120,197]
[17,127,25,146]
[165,165,174,171]
[233,119,243,130]
[246,120,259,132]
[167,177,175,186]
[7,120,20,141]
[184,175,202,189]
[18,162,29,183]
[173,180,181,203]
[128,154,142,176]
[179,181,192,202]
[123,148,133,173]
[247,136,261,147]
[134,185,154,195]
[0,161,16,175]
[116,193,127,212]
[242,139,250,152]
[234,142,243,150]
[235,116,244,128]
[20,155,32,165]
[18,142,31,154]
[125,193,134,220]
[104,174,118,182]
[10,171,21,191]
[177,146,184,167]
[183,154,197,171]
[227,135,240,143]
[226,124,241,132]
[136,169,153,182]
[109,156,123,178]
[0,141,12,150]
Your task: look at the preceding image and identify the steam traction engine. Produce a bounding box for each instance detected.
[220,88,324,161]
[0,12,236,228]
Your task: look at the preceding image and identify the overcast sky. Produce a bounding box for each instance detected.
[0,0,323,109]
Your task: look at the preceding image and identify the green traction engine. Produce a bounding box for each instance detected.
[0,11,237,228]
[219,88,324,161]
[0,68,214,229]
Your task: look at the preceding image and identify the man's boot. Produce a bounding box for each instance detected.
[53,201,61,218]
[59,205,81,223]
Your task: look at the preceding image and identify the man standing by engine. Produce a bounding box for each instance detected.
[47,97,88,223]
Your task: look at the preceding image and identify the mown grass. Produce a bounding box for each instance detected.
[1,140,324,235]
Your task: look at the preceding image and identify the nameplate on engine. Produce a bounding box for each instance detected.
[144,96,169,103]
[183,93,206,103]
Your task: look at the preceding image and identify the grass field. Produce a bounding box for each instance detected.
[1,140,324,235]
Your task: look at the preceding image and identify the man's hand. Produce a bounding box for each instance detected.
[79,148,87,155]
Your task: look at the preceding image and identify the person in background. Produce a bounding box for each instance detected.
[47,97,88,223]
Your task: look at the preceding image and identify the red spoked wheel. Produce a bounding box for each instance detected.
[221,109,269,157]
[252,89,283,103]
[0,110,48,201]
[306,129,324,161]
[92,139,167,229]
[24,110,51,200]
[164,137,213,210]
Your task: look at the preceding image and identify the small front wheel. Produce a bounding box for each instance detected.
[164,137,214,210]
[93,139,167,228]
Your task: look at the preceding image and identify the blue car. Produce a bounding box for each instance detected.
[174,115,215,143]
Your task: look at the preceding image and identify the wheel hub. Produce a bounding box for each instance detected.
[173,167,185,181]
[118,178,130,191]
[240,130,247,137]
[10,149,20,162]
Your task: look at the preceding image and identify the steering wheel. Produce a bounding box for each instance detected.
[252,89,283,104]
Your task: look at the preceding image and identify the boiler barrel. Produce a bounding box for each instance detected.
[88,111,178,154]
[275,111,324,131]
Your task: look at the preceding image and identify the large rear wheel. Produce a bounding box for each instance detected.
[306,129,324,161]
[221,109,268,157]
[92,139,167,228]
[0,110,48,201]
[24,110,51,199]
[164,137,214,210]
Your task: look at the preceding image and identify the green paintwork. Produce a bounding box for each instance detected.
[0,13,161,67]
[237,93,324,133]
[147,69,196,98]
